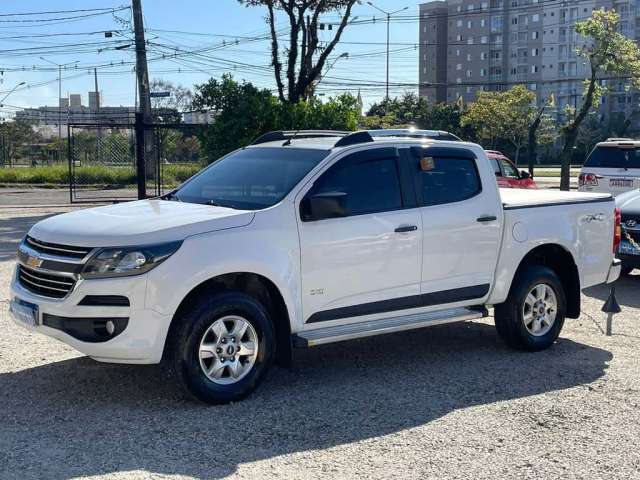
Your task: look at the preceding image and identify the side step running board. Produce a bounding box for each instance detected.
[293,306,487,347]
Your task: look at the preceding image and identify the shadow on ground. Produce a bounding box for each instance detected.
[0,322,611,479]
[583,272,640,309]
[0,214,57,262]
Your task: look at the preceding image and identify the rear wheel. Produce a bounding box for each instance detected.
[495,266,566,351]
[169,291,275,404]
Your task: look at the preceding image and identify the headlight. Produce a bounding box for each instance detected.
[80,241,182,279]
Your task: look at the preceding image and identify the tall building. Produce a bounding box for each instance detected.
[69,94,82,108]
[88,91,101,112]
[419,0,640,127]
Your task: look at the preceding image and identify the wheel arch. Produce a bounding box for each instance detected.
[163,272,293,367]
[512,244,581,318]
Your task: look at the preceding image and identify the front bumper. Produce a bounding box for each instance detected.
[9,266,172,364]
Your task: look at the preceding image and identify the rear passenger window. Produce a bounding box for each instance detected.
[418,156,481,206]
[310,154,403,216]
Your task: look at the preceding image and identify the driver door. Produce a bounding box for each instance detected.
[296,147,423,325]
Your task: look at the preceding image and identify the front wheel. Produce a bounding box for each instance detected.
[495,266,566,351]
[169,291,275,404]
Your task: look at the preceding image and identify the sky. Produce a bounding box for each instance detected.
[0,0,426,117]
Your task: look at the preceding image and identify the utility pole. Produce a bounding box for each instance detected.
[132,0,152,199]
[367,3,407,99]
[94,68,102,164]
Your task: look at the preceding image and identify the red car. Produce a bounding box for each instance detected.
[486,150,538,189]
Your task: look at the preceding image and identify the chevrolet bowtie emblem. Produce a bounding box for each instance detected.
[25,255,43,269]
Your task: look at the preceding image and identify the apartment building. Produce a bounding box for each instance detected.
[419,0,640,126]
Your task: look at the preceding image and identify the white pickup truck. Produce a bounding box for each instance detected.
[10,130,621,404]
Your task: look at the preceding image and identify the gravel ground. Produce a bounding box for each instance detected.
[1,206,639,480]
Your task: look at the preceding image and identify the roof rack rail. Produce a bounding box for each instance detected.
[605,137,635,142]
[251,130,350,145]
[334,131,375,147]
[367,129,462,142]
[333,129,463,148]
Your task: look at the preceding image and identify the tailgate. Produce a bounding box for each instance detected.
[580,167,640,196]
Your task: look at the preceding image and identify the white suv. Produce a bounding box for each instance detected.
[579,138,640,196]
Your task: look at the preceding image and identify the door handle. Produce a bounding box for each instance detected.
[395,225,418,233]
[477,215,497,223]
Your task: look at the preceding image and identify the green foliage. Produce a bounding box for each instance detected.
[0,164,200,187]
[193,74,360,161]
[462,86,554,162]
[365,93,469,138]
[0,120,41,165]
[559,9,640,189]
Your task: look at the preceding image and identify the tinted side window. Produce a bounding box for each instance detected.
[500,159,519,178]
[489,158,501,175]
[585,147,640,169]
[309,155,402,216]
[418,157,481,207]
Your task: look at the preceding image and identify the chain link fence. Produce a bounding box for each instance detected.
[69,123,206,203]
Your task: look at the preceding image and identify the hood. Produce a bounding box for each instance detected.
[28,200,255,247]
[616,189,640,216]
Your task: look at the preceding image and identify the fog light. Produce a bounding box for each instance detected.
[105,320,115,335]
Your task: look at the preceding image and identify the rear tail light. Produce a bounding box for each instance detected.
[614,208,622,254]
[579,173,600,187]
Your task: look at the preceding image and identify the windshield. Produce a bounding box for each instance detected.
[584,146,640,169]
[174,147,330,209]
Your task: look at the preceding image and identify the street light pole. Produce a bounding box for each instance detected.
[367,3,408,100]
[39,57,79,160]
[0,81,26,106]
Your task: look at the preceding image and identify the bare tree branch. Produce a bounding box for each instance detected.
[266,1,286,101]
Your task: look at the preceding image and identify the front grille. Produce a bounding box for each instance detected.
[25,236,92,260]
[17,265,76,299]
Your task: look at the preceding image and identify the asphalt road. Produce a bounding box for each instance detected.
[1,207,639,480]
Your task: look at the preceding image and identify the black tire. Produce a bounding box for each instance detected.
[494,265,566,352]
[621,266,635,276]
[169,291,275,404]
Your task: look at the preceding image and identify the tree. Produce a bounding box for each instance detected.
[462,86,554,164]
[193,74,360,160]
[559,9,640,190]
[238,0,358,103]
[0,120,40,166]
[149,79,193,123]
[366,94,468,139]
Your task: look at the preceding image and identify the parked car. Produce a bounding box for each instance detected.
[579,138,640,196]
[616,187,640,275]
[486,150,537,189]
[10,129,621,404]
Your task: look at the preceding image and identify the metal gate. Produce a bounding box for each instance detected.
[68,122,206,203]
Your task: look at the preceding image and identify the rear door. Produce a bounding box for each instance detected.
[581,145,640,195]
[411,146,502,303]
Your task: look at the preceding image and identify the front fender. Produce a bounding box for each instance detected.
[145,206,302,332]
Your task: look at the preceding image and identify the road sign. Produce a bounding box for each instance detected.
[150,92,171,98]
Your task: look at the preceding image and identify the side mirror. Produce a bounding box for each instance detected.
[301,191,348,221]
[520,170,532,179]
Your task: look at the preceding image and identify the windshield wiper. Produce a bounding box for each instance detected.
[207,199,237,209]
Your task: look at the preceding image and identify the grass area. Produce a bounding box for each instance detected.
[0,164,203,187]
[528,168,581,178]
